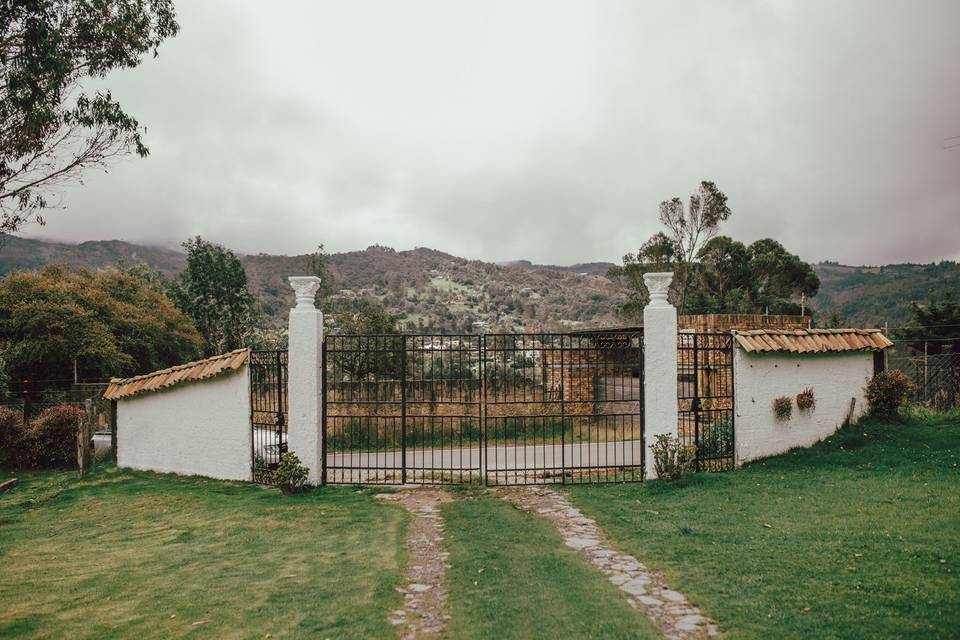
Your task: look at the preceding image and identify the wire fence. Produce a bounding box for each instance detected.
[888,346,960,411]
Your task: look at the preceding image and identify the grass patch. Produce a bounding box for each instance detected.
[443,494,660,639]
[0,466,407,639]
[569,414,960,639]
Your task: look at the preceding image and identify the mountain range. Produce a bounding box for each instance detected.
[1,234,957,332]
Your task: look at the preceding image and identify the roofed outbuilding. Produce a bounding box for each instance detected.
[104,349,249,401]
[732,328,892,354]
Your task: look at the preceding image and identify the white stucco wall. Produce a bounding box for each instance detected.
[117,366,252,481]
[733,349,873,464]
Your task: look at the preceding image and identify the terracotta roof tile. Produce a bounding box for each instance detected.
[732,329,892,354]
[104,349,250,400]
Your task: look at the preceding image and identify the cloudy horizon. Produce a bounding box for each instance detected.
[19,0,960,267]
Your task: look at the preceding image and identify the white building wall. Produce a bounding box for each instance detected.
[117,367,252,481]
[733,350,873,464]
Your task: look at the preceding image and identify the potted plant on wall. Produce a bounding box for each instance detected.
[796,388,815,412]
[773,396,792,422]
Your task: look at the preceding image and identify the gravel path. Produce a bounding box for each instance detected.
[376,489,453,639]
[498,486,722,640]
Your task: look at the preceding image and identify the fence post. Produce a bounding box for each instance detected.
[642,272,679,480]
[287,276,324,486]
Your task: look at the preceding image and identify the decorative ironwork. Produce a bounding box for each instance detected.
[677,332,735,472]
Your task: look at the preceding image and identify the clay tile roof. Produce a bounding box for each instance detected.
[732,329,892,354]
[104,349,250,401]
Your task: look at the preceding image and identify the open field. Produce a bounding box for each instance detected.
[0,467,407,639]
[569,412,960,640]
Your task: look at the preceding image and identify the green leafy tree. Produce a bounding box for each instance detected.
[899,297,960,354]
[172,237,258,356]
[307,244,336,312]
[612,181,730,314]
[0,264,202,381]
[0,0,179,235]
[613,179,818,318]
[0,345,9,400]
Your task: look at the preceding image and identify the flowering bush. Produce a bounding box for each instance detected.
[796,388,816,411]
[773,396,793,421]
[651,433,697,481]
[865,370,916,418]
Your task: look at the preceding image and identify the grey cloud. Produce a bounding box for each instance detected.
[24,0,960,265]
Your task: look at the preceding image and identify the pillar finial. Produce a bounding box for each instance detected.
[289,276,321,310]
[643,272,674,308]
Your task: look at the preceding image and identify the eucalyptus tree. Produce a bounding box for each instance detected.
[0,0,179,236]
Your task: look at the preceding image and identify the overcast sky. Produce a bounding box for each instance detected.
[27,0,960,265]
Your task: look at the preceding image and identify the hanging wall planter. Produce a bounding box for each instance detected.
[796,388,816,412]
[773,396,793,421]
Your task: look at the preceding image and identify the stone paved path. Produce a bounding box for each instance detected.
[376,489,453,639]
[498,486,721,640]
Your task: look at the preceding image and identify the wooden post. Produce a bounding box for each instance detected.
[77,399,95,476]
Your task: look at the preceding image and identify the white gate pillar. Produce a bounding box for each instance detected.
[287,276,323,485]
[642,272,678,479]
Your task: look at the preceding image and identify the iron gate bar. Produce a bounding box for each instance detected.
[322,330,644,486]
[677,332,735,472]
[249,350,289,484]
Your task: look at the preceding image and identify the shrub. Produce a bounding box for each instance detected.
[27,405,85,468]
[773,396,792,421]
[651,433,697,481]
[865,370,916,418]
[796,388,816,411]
[274,452,310,495]
[0,406,26,467]
[698,416,733,457]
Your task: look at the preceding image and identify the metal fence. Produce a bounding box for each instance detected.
[889,348,960,411]
[677,332,735,472]
[249,350,289,483]
[322,330,645,485]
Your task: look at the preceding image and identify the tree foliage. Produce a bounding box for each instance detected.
[899,296,960,354]
[171,237,257,356]
[0,0,179,234]
[613,181,818,318]
[0,264,202,381]
[308,243,336,312]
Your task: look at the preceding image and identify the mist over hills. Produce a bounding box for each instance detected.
[2,234,957,331]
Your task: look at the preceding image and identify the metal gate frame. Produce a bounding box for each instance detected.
[249,350,288,484]
[321,330,645,486]
[677,332,735,472]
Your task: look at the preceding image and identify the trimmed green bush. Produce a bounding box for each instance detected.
[865,370,916,418]
[274,452,310,495]
[26,405,85,468]
[0,405,25,467]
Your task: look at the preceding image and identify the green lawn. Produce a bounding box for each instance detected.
[569,413,960,640]
[0,467,407,639]
[442,493,660,640]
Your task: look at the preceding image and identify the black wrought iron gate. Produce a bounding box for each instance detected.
[322,330,644,485]
[677,333,735,471]
[250,350,288,483]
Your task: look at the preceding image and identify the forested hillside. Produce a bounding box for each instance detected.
[2,234,957,331]
[809,261,960,328]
